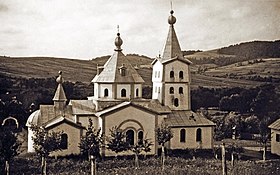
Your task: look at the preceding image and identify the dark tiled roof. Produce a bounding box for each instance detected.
[70,100,96,115]
[165,110,215,127]
[131,99,171,114]
[269,118,280,130]
[53,84,67,101]
[160,25,184,62]
[95,99,171,117]
[27,105,74,126]
[92,51,144,83]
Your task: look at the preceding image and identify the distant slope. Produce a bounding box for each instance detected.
[0,56,96,83]
[206,58,280,83]
[1,55,273,88]
[218,40,280,58]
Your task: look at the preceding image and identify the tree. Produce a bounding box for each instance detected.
[257,118,271,161]
[0,127,21,175]
[30,125,62,175]
[155,123,173,171]
[107,126,129,157]
[79,119,103,175]
[129,138,153,169]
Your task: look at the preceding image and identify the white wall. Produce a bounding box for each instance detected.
[170,126,214,149]
[271,129,280,156]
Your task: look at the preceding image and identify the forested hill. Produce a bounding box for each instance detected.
[218,40,280,58]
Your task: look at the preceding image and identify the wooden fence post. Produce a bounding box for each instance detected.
[222,143,227,175]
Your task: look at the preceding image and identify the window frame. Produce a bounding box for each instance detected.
[196,128,202,142]
[179,71,184,79]
[121,89,126,97]
[180,129,186,143]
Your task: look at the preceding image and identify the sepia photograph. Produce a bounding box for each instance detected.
[0,0,280,174]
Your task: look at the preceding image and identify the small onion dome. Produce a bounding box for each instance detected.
[168,10,176,25]
[56,71,64,84]
[114,33,123,51]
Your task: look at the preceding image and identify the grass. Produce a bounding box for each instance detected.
[8,151,280,175]
[1,55,273,88]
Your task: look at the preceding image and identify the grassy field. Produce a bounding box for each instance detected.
[1,55,274,88]
[9,153,280,175]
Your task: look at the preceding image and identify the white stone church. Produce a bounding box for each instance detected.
[26,10,215,157]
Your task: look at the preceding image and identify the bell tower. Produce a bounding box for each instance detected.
[152,10,192,110]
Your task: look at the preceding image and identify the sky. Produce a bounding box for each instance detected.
[1,0,280,60]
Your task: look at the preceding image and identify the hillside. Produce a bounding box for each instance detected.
[1,55,274,89]
[2,40,280,88]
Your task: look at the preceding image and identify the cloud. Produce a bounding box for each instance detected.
[0,0,279,58]
[0,3,8,12]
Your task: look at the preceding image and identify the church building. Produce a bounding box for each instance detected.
[26,10,215,157]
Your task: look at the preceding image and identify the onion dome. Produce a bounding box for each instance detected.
[168,10,176,25]
[56,71,64,84]
[114,33,123,51]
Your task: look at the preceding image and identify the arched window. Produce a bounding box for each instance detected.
[121,89,126,97]
[196,128,202,142]
[138,131,144,145]
[174,98,179,107]
[158,71,160,78]
[179,87,183,94]
[104,88,109,97]
[180,129,186,142]
[60,134,68,149]
[169,87,174,94]
[155,71,157,78]
[126,129,134,145]
[158,87,160,93]
[170,71,174,78]
[179,71,184,79]
[136,88,139,97]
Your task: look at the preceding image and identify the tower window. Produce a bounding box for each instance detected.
[155,87,157,93]
[104,88,109,97]
[158,87,160,93]
[138,130,144,145]
[121,89,126,97]
[174,98,179,107]
[170,71,174,78]
[169,87,174,94]
[155,71,157,78]
[180,129,186,142]
[136,88,139,97]
[126,129,135,145]
[179,71,184,79]
[196,128,202,142]
[179,87,183,94]
[119,64,126,76]
[158,71,160,78]
[60,133,68,149]
[276,134,280,142]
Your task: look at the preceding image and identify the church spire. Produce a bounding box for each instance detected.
[160,10,184,62]
[53,71,67,114]
[53,71,67,102]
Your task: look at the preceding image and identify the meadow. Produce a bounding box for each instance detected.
[9,152,280,175]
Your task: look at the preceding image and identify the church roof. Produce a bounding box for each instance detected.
[269,118,280,130]
[95,99,171,117]
[132,99,171,114]
[69,100,96,115]
[92,33,144,84]
[26,110,41,127]
[165,110,215,127]
[44,116,84,129]
[160,10,184,62]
